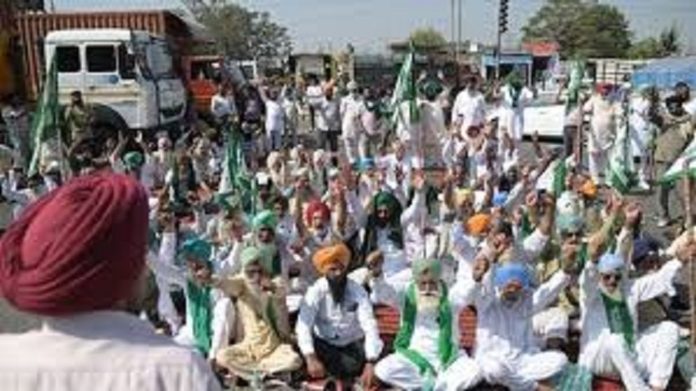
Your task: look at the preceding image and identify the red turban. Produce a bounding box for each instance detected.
[0,172,148,316]
[305,199,331,224]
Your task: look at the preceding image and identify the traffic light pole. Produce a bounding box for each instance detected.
[496,0,509,80]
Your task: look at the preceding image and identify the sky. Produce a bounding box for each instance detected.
[53,0,696,54]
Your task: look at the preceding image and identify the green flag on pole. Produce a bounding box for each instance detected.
[29,55,60,176]
[659,137,696,185]
[219,126,256,216]
[606,112,635,194]
[390,42,420,128]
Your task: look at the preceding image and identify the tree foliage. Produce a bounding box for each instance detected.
[628,26,681,59]
[522,0,631,58]
[409,27,447,49]
[184,0,292,60]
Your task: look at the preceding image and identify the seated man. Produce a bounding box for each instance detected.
[197,246,302,384]
[368,257,481,390]
[578,247,692,391]
[467,253,574,390]
[296,243,383,388]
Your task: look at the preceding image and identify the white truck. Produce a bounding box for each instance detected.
[45,28,187,136]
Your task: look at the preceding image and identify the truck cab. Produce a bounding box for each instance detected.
[45,29,186,136]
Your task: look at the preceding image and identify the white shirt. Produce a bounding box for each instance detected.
[578,259,682,350]
[340,94,366,138]
[210,93,236,120]
[0,311,221,391]
[500,85,534,115]
[265,99,285,134]
[316,97,341,132]
[469,269,570,358]
[584,95,618,150]
[451,89,486,135]
[296,278,383,360]
[306,85,324,108]
[371,277,473,369]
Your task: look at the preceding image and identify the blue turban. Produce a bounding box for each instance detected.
[492,192,509,208]
[598,253,625,274]
[632,237,659,266]
[494,262,531,290]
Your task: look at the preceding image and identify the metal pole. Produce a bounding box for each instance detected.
[456,0,462,64]
[495,0,502,80]
[451,0,456,60]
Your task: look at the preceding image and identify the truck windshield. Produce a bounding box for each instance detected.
[144,39,173,79]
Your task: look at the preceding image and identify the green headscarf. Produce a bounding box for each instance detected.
[240,245,277,275]
[180,237,213,356]
[123,151,144,171]
[556,212,584,235]
[420,79,443,100]
[374,191,402,216]
[412,258,442,279]
[252,210,278,231]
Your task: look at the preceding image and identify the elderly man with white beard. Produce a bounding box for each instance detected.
[464,248,577,391]
[367,257,481,391]
[577,244,694,391]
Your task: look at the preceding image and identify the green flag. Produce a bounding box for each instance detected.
[219,126,256,216]
[29,56,61,176]
[552,158,568,196]
[659,137,696,185]
[607,106,635,194]
[390,42,420,128]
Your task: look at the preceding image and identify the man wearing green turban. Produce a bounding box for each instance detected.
[246,210,282,277]
[196,245,302,382]
[122,151,144,173]
[367,256,480,390]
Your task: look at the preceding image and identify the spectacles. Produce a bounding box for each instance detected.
[601,273,622,282]
[561,230,582,239]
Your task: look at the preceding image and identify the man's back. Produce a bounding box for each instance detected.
[0,311,221,391]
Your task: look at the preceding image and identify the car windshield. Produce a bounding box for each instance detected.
[144,39,173,78]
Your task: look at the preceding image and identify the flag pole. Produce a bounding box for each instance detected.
[683,157,696,350]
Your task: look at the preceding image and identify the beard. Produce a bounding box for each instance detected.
[327,275,348,303]
[599,283,623,300]
[416,290,441,314]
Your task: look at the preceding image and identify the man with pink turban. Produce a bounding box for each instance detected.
[0,173,220,391]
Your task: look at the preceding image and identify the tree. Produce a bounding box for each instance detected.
[409,27,447,49]
[185,0,292,61]
[628,26,681,59]
[522,0,631,58]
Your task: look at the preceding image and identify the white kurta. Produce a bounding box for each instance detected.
[451,90,486,136]
[499,85,534,142]
[468,269,570,390]
[578,259,683,390]
[371,277,481,391]
[0,311,221,391]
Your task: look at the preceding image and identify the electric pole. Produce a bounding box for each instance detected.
[496,0,509,80]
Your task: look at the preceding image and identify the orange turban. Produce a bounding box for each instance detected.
[467,213,491,236]
[312,243,351,274]
[580,179,597,199]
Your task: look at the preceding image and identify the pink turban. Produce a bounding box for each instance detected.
[0,173,148,316]
[305,199,331,224]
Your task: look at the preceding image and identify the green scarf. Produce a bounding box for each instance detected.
[186,280,213,355]
[600,292,635,349]
[519,210,533,240]
[394,283,456,378]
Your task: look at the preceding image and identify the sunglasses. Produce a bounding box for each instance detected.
[601,273,622,282]
[560,230,582,239]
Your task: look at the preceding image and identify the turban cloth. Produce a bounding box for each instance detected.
[180,238,212,266]
[374,191,402,215]
[632,237,659,266]
[312,243,351,275]
[467,214,491,236]
[598,253,625,274]
[494,262,531,290]
[556,212,584,235]
[492,192,509,208]
[240,245,274,274]
[252,210,278,231]
[0,173,148,316]
[123,151,144,171]
[581,179,597,199]
[454,188,473,207]
[305,199,331,224]
[412,258,442,279]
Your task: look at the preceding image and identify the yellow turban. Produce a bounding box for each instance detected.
[312,243,351,275]
[454,188,473,207]
[467,213,491,236]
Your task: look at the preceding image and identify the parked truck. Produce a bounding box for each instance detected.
[15,10,212,135]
